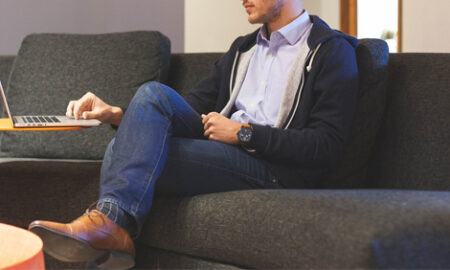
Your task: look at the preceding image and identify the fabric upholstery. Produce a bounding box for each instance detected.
[135,245,243,269]
[0,56,15,88]
[0,37,448,270]
[0,160,101,269]
[167,53,223,97]
[0,32,170,159]
[322,39,389,188]
[367,53,450,190]
[140,190,450,269]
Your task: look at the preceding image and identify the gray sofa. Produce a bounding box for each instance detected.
[0,31,448,269]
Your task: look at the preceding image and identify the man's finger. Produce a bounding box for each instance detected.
[203,117,216,131]
[73,99,90,120]
[66,101,75,117]
[82,111,99,120]
[201,114,210,124]
[73,93,93,119]
[73,101,83,119]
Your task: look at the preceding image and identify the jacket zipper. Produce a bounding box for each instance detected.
[282,43,322,129]
[229,51,240,95]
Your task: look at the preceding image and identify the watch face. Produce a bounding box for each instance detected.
[238,126,252,144]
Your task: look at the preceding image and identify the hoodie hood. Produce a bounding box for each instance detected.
[308,15,358,49]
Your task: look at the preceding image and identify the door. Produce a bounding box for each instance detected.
[340,0,402,52]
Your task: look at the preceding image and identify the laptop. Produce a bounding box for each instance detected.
[0,80,101,128]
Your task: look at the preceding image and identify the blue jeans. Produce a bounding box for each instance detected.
[98,82,282,232]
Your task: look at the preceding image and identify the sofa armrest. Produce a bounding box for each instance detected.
[139,189,450,269]
[0,55,15,87]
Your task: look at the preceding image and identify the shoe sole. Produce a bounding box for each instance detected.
[30,226,134,269]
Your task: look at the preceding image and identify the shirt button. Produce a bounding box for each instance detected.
[268,53,273,58]
[261,81,266,86]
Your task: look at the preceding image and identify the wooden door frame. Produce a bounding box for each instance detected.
[340,0,403,52]
[340,0,358,37]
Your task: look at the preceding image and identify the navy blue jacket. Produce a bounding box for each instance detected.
[185,16,359,188]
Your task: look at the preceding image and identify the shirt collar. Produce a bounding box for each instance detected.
[257,10,311,46]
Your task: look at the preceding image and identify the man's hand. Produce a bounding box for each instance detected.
[66,92,123,126]
[202,112,241,145]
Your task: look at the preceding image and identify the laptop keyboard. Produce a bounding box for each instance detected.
[22,116,61,124]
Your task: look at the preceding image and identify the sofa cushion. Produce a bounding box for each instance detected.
[367,53,450,190]
[0,31,170,159]
[321,39,389,188]
[0,159,101,269]
[135,245,242,269]
[140,190,450,269]
[166,53,223,97]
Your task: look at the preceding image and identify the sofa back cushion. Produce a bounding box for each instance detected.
[0,31,170,159]
[367,53,450,190]
[321,39,390,188]
[0,56,15,87]
[166,53,223,97]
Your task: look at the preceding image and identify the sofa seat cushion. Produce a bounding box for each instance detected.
[139,189,450,269]
[0,31,170,159]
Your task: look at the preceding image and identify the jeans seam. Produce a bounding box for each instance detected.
[153,83,201,137]
[132,122,170,216]
[98,198,129,216]
[164,86,202,138]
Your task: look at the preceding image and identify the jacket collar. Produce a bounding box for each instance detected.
[236,15,359,52]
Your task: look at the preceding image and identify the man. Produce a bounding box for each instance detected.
[29,0,358,269]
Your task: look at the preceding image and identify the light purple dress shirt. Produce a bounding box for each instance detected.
[231,10,313,127]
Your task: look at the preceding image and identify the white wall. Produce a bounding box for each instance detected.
[0,0,185,55]
[184,0,340,53]
[2,0,448,55]
[402,0,450,53]
[303,0,340,30]
[184,0,259,53]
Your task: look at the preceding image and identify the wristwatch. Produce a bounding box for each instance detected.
[237,123,253,146]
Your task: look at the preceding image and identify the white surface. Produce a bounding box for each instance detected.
[304,0,340,30]
[1,0,448,54]
[357,0,398,52]
[185,0,340,53]
[402,0,450,53]
[184,0,259,53]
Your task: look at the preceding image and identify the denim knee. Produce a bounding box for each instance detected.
[136,81,174,100]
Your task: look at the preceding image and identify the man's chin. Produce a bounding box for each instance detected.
[247,16,261,24]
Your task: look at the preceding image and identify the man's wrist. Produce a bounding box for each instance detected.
[237,123,253,146]
[110,106,123,126]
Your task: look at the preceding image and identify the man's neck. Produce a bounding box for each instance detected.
[266,6,305,36]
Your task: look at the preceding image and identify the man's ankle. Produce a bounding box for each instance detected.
[96,201,137,237]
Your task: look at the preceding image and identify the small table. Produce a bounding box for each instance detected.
[0,118,83,131]
[0,223,45,269]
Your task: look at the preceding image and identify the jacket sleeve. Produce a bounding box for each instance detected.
[247,38,359,169]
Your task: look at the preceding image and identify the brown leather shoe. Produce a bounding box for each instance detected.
[28,208,135,269]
